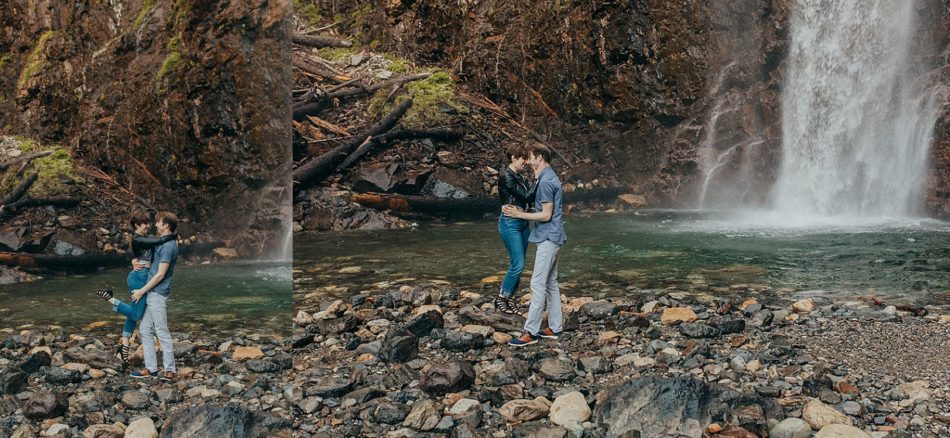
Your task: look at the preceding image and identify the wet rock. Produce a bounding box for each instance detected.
[155,388,184,404]
[316,314,361,334]
[18,350,52,373]
[372,400,410,424]
[419,361,476,396]
[403,399,441,431]
[814,424,872,438]
[712,317,746,334]
[121,390,151,410]
[82,423,125,438]
[0,366,27,395]
[343,387,384,404]
[459,306,524,333]
[159,403,292,437]
[679,323,720,338]
[538,358,575,382]
[245,359,282,373]
[749,309,774,327]
[510,421,567,438]
[480,358,531,386]
[24,393,69,420]
[291,334,314,349]
[593,376,711,437]
[580,301,618,320]
[770,418,812,438]
[441,330,484,352]
[173,342,198,357]
[307,377,353,398]
[406,310,444,337]
[661,307,698,325]
[380,327,419,363]
[802,399,851,429]
[499,397,552,423]
[125,417,159,438]
[65,347,115,370]
[549,391,591,427]
[46,366,82,385]
[578,356,613,375]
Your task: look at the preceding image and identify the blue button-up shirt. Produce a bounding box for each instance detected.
[528,166,567,245]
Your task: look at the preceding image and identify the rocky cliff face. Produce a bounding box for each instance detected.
[0,0,291,255]
[311,0,950,217]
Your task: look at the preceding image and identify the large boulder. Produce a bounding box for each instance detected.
[419,361,476,396]
[24,393,69,420]
[593,376,712,437]
[0,366,27,395]
[380,327,419,363]
[159,403,292,438]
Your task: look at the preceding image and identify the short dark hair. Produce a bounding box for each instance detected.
[129,211,150,228]
[156,211,179,232]
[505,144,528,162]
[528,142,552,163]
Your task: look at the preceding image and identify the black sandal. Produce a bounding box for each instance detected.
[94,286,114,301]
[505,297,524,316]
[120,344,130,364]
[494,296,510,313]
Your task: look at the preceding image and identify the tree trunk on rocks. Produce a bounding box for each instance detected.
[292,34,352,48]
[0,240,223,273]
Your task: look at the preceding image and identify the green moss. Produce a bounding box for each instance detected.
[369,69,466,128]
[382,53,412,74]
[0,53,12,68]
[317,47,355,62]
[294,0,322,25]
[2,139,80,197]
[133,0,155,29]
[16,30,56,91]
[156,36,182,85]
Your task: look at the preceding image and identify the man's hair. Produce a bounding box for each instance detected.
[504,144,528,162]
[156,211,179,232]
[528,142,553,164]
[129,211,150,228]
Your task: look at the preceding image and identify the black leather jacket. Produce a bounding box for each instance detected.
[498,165,534,210]
[131,234,177,263]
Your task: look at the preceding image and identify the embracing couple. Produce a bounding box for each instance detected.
[94,211,179,380]
[495,142,567,348]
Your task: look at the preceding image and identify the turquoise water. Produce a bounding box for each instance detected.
[295,210,950,307]
[0,261,293,336]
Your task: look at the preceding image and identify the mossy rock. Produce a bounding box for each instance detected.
[2,137,81,197]
[16,30,57,92]
[317,47,356,62]
[369,70,466,129]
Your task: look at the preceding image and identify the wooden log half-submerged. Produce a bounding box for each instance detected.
[0,240,226,273]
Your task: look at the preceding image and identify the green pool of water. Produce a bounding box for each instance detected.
[0,261,293,336]
[295,210,950,307]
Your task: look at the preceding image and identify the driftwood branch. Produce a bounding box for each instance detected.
[350,187,631,217]
[0,150,53,171]
[1,173,37,206]
[0,196,81,221]
[292,34,352,48]
[338,129,465,171]
[293,99,413,190]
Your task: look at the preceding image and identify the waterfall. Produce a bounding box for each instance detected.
[772,0,943,218]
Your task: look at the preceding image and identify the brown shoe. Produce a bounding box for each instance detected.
[159,371,176,381]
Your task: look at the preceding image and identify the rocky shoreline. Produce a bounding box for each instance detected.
[292,281,950,437]
[0,328,294,437]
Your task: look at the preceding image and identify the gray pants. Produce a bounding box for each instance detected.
[523,240,563,335]
[140,292,175,373]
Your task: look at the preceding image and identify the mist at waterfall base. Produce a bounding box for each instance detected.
[696,0,946,226]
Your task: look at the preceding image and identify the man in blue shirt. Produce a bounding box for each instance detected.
[502,143,566,346]
[129,211,179,380]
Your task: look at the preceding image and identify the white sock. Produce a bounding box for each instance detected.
[108,298,118,306]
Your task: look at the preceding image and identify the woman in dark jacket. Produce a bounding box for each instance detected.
[93,212,175,364]
[494,145,534,315]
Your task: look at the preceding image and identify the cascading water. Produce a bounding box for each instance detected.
[772,0,943,218]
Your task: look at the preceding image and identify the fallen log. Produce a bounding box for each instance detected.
[294,59,349,83]
[1,196,81,220]
[0,240,225,273]
[350,186,631,217]
[294,99,413,190]
[337,129,464,171]
[0,150,53,171]
[292,34,352,48]
[1,173,37,207]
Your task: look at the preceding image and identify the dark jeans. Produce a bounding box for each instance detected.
[113,268,148,338]
[498,216,530,297]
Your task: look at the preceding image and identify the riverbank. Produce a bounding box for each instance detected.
[0,325,294,437]
[291,280,950,437]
